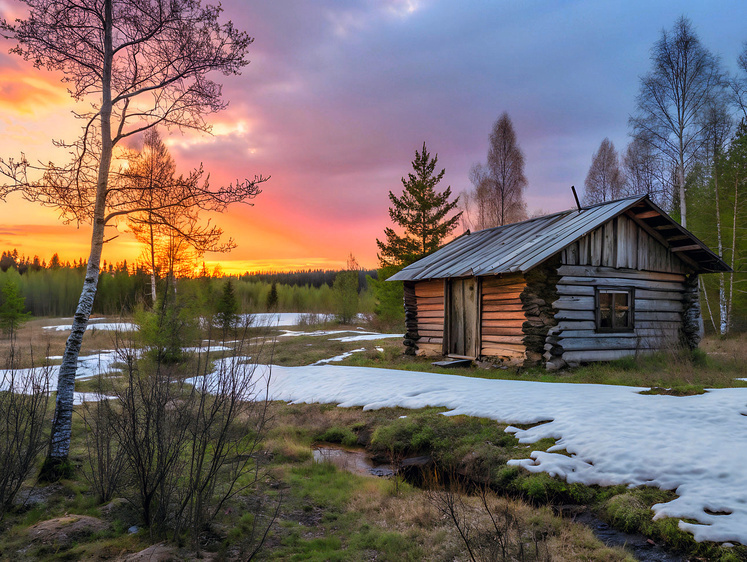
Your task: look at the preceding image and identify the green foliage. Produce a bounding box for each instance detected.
[317,426,358,447]
[136,294,199,364]
[376,143,462,266]
[266,281,278,311]
[0,279,31,338]
[367,265,404,325]
[215,278,239,336]
[333,270,358,324]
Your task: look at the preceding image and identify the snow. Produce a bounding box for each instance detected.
[222,363,747,545]
[278,329,401,342]
[0,350,123,403]
[311,348,366,365]
[44,322,138,332]
[330,333,402,342]
[238,312,334,327]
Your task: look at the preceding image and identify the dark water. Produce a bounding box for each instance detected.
[312,445,395,477]
[313,445,689,562]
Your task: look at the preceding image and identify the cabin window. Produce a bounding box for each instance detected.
[596,288,634,332]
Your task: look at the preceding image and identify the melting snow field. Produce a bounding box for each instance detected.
[43,322,138,332]
[242,363,747,545]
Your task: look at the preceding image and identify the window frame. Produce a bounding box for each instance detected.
[594,287,635,333]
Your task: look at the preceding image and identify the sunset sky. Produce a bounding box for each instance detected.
[0,0,746,273]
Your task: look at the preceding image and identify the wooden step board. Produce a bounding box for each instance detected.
[432,358,473,368]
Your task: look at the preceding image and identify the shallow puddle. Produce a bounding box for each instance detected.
[312,445,394,477]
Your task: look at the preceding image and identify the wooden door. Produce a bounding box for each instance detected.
[448,277,478,357]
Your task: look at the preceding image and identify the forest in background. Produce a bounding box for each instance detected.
[0,250,377,317]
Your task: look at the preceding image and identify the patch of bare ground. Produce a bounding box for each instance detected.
[27,515,108,547]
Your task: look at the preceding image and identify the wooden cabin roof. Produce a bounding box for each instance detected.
[389,195,731,281]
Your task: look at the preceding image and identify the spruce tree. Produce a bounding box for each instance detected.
[377,143,462,266]
[0,281,32,341]
[216,278,239,338]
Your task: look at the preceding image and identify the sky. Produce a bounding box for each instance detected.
[0,0,746,273]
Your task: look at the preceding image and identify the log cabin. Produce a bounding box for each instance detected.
[388,195,731,370]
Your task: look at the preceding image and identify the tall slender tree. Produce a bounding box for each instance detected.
[583,138,624,204]
[126,129,237,302]
[0,0,265,476]
[463,113,527,229]
[629,16,724,227]
[623,136,671,208]
[377,143,461,266]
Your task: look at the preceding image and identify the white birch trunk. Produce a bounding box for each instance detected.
[46,0,113,464]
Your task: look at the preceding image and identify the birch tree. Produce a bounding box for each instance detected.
[623,136,672,209]
[629,16,724,227]
[126,129,236,303]
[463,112,527,229]
[583,138,624,204]
[0,0,265,477]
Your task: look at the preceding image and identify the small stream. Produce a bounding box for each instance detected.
[313,445,688,562]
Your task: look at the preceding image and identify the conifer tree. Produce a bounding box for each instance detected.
[216,278,239,338]
[0,281,32,342]
[377,143,462,266]
[266,282,278,311]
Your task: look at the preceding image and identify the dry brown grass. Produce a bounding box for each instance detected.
[346,482,633,561]
[0,317,132,369]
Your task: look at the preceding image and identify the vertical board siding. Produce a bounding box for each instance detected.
[553,264,686,363]
[413,280,445,355]
[480,274,527,360]
[562,215,687,274]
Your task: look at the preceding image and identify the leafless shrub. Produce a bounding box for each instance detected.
[427,473,553,562]
[84,314,278,553]
[0,346,51,518]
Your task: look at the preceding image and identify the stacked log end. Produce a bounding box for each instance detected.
[520,257,560,368]
[403,281,419,355]
[680,273,701,350]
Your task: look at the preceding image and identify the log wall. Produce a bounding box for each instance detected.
[480,274,527,362]
[560,215,688,274]
[551,264,686,366]
[412,280,445,357]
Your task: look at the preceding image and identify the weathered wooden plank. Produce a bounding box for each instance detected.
[482,292,524,302]
[559,276,684,292]
[616,216,627,269]
[414,286,444,297]
[416,296,444,304]
[481,326,525,336]
[419,329,444,337]
[559,337,648,351]
[557,328,679,339]
[481,275,526,288]
[590,228,602,267]
[603,220,616,267]
[481,343,526,354]
[555,320,596,331]
[419,337,444,344]
[635,299,683,313]
[634,210,661,219]
[552,296,595,310]
[416,304,445,312]
[482,311,526,320]
[556,284,595,296]
[481,334,526,345]
[562,349,640,362]
[636,311,681,322]
[635,289,684,301]
[481,303,524,313]
[557,265,685,282]
[482,319,525,328]
[482,284,526,295]
[554,309,595,321]
[578,236,589,266]
[638,227,649,271]
[417,309,446,319]
[416,323,444,332]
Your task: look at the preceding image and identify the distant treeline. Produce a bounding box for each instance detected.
[240,269,376,290]
[0,250,377,317]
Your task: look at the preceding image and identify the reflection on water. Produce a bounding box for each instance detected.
[313,445,394,478]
